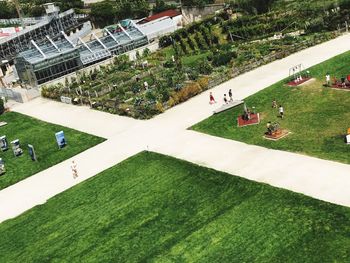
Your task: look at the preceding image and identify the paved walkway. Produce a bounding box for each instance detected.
[1,33,350,222]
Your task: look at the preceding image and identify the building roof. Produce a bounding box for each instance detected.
[137,9,181,24]
[17,22,146,65]
[138,17,176,38]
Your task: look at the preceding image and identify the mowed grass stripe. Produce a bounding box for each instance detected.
[0,152,349,262]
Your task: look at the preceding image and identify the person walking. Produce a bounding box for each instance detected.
[279,105,284,119]
[228,89,233,102]
[209,92,216,104]
[272,99,277,108]
[326,73,331,87]
[71,160,78,179]
[223,94,228,104]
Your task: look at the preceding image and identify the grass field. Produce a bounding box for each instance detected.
[192,51,350,164]
[0,152,349,262]
[0,112,104,190]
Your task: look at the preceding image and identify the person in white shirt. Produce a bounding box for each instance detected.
[279,105,284,119]
[346,134,350,144]
[326,73,330,86]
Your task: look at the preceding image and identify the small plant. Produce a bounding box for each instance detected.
[0,98,5,115]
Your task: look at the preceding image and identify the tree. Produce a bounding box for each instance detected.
[91,1,115,27]
[115,0,150,20]
[152,0,176,14]
[0,1,17,19]
[182,0,214,8]
[235,0,275,14]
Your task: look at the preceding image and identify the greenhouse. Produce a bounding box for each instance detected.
[15,21,149,86]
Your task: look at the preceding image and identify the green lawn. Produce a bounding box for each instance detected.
[0,152,349,262]
[192,51,350,164]
[0,112,104,189]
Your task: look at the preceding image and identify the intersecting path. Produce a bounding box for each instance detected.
[1,33,350,223]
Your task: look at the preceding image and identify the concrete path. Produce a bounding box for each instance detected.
[2,33,350,222]
[153,130,350,207]
[13,97,142,138]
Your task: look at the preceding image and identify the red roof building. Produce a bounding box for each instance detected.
[137,9,181,24]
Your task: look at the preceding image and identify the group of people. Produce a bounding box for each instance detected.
[209,89,234,105]
[272,99,284,119]
[325,72,350,88]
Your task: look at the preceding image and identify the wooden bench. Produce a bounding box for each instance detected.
[213,100,244,114]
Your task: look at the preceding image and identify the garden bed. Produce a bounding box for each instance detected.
[41,3,348,119]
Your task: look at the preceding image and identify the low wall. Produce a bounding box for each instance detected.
[0,87,40,103]
[181,4,225,23]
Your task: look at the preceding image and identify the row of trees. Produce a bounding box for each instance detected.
[182,0,214,8]
[0,1,17,19]
[90,0,150,27]
[228,0,276,14]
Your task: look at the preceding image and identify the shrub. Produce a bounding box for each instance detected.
[114,55,131,70]
[143,48,150,57]
[185,68,199,81]
[155,102,164,113]
[200,25,212,46]
[167,97,176,107]
[198,60,213,75]
[159,35,172,47]
[164,60,175,68]
[176,82,202,102]
[159,87,170,102]
[187,36,198,51]
[194,31,208,50]
[198,76,209,89]
[179,38,189,54]
[212,50,237,66]
[0,98,4,115]
[173,42,184,57]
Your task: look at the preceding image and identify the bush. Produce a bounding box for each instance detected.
[0,98,4,115]
[187,36,198,51]
[185,68,200,81]
[159,35,173,47]
[164,60,175,68]
[155,102,165,113]
[212,50,237,66]
[198,60,213,75]
[194,32,208,50]
[142,48,150,57]
[197,76,209,89]
[176,82,202,102]
[179,38,189,54]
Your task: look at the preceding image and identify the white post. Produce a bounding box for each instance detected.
[31,40,46,59]
[78,37,93,53]
[61,31,75,47]
[105,28,119,44]
[92,33,108,50]
[46,35,60,52]
[118,23,132,39]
